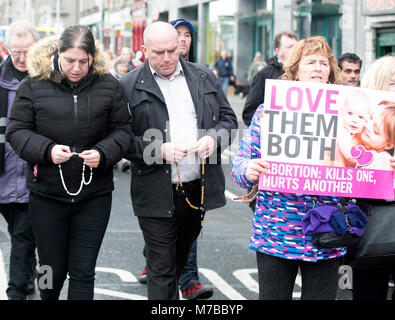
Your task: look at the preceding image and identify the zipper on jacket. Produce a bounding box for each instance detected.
[71,93,78,202]
[73,94,78,139]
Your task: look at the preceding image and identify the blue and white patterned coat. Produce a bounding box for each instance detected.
[231,105,346,261]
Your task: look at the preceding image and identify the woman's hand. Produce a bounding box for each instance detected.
[51,145,73,164]
[79,149,101,168]
[246,159,270,183]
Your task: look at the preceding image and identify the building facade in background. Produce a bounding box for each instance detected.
[0,0,394,84]
[0,0,78,37]
[361,0,395,64]
[143,0,395,83]
[79,0,139,56]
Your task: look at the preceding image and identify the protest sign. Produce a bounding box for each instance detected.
[258,79,395,199]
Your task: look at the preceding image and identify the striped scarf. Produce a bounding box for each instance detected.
[0,85,7,173]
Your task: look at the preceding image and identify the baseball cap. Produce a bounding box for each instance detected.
[171,19,194,34]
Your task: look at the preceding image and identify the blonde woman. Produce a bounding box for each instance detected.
[352,54,395,301]
[361,55,395,92]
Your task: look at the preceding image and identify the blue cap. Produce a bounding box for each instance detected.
[172,19,194,34]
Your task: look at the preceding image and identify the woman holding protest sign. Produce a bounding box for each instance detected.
[231,36,344,300]
[351,54,395,300]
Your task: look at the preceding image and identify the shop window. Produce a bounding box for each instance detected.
[376,31,395,58]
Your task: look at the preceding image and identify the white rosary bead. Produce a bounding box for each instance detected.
[58,162,93,196]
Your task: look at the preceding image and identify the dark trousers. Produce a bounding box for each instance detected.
[138,180,203,300]
[0,203,36,299]
[143,239,199,291]
[29,193,111,300]
[256,252,340,300]
[353,269,395,300]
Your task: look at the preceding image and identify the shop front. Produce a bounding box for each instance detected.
[363,0,395,58]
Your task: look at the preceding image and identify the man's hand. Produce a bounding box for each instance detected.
[246,159,270,183]
[190,136,215,159]
[160,143,188,163]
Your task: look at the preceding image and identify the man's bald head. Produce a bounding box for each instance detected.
[143,22,178,49]
[142,22,180,79]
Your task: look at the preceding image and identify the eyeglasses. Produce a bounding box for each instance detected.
[10,50,28,57]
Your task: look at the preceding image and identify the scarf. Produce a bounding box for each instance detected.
[0,84,8,173]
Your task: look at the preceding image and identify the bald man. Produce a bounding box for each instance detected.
[120,22,237,300]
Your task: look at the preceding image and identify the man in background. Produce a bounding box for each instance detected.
[0,20,39,300]
[338,52,362,87]
[242,31,298,126]
[214,50,235,95]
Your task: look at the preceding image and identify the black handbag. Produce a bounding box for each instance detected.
[347,199,395,270]
[312,230,361,249]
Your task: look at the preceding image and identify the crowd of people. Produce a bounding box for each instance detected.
[0,17,394,301]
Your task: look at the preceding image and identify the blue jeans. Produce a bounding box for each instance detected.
[220,77,230,95]
[178,239,198,291]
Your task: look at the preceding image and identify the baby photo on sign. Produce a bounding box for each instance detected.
[336,90,395,171]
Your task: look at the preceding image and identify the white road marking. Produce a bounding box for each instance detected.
[233,268,301,299]
[0,249,9,300]
[199,268,246,300]
[94,287,147,300]
[233,268,259,293]
[293,274,301,299]
[0,249,302,300]
[95,267,137,282]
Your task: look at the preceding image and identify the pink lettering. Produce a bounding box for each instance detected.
[367,0,379,10]
[384,0,394,8]
[286,87,303,111]
[325,90,339,114]
[306,88,323,112]
[269,84,340,114]
[270,86,282,110]
[366,0,395,10]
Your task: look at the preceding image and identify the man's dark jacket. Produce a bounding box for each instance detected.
[120,59,238,217]
[242,55,283,126]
